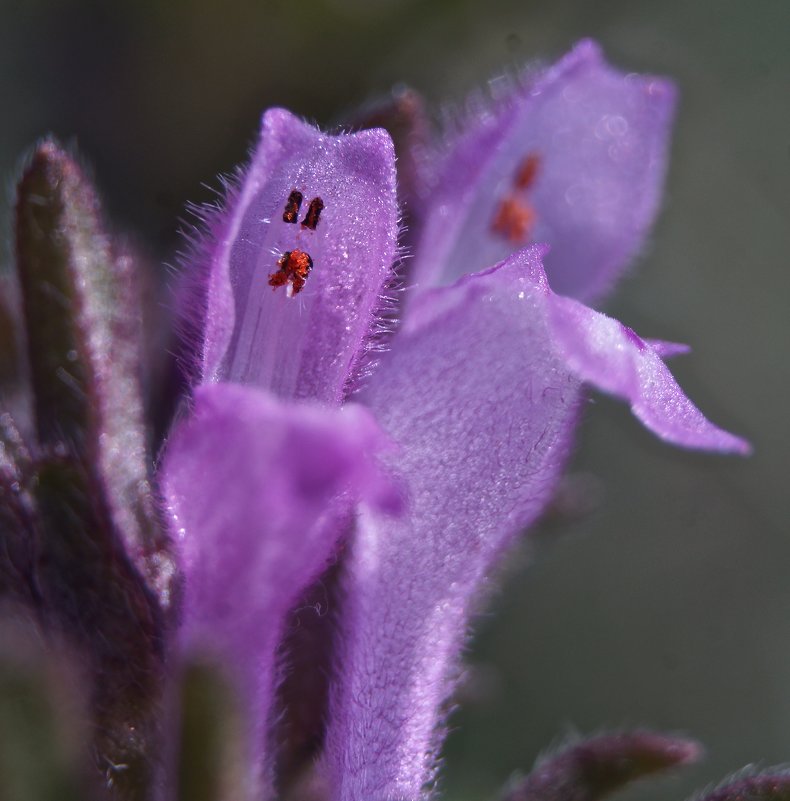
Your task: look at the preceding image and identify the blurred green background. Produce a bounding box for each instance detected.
[1,1,788,800]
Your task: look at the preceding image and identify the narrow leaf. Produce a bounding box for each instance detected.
[14,140,173,798]
[33,454,166,800]
[0,279,22,397]
[0,411,40,607]
[694,771,790,801]
[502,731,702,801]
[14,139,173,598]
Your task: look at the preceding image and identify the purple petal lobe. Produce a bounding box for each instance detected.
[200,109,399,403]
[546,295,751,453]
[643,338,691,359]
[161,382,394,792]
[410,40,676,303]
[325,247,580,801]
[324,246,747,800]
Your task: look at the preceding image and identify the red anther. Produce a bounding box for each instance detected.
[514,153,541,191]
[491,195,536,243]
[268,249,314,295]
[268,270,289,288]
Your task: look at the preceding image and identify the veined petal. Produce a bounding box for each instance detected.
[198,108,399,403]
[324,246,747,801]
[410,40,676,303]
[160,382,395,795]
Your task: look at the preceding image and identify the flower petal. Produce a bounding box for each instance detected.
[325,248,578,801]
[409,40,676,303]
[324,246,747,800]
[643,338,691,359]
[198,109,399,403]
[546,296,751,453]
[160,382,395,793]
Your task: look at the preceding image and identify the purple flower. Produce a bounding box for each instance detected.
[161,40,749,801]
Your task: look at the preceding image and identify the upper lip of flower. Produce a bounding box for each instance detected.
[161,38,750,801]
[407,39,678,305]
[186,106,400,404]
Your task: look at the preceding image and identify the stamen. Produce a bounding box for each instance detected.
[491,195,536,243]
[268,249,314,296]
[268,269,289,288]
[301,197,325,230]
[283,190,303,223]
[514,153,541,191]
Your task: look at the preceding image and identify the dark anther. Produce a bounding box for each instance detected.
[283,190,303,223]
[301,197,324,230]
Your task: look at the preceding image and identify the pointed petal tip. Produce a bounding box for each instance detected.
[645,338,692,359]
[736,437,754,456]
[257,106,327,157]
[565,40,678,120]
[640,416,753,456]
[405,243,549,334]
[472,242,551,285]
[530,39,604,88]
[562,39,677,101]
[260,105,293,125]
[259,105,304,137]
[526,39,604,98]
[568,37,604,65]
[545,296,751,456]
